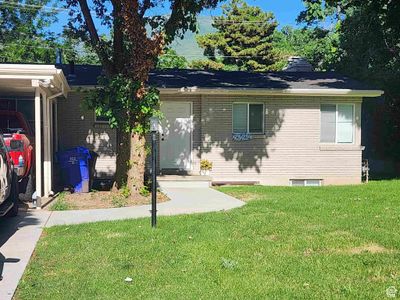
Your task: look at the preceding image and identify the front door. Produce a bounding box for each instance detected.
[160,102,192,170]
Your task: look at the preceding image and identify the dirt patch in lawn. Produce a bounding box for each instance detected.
[46,190,169,211]
[343,244,398,255]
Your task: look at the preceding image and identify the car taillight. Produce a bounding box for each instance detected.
[10,140,24,151]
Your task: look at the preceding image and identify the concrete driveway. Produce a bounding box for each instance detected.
[0,210,50,300]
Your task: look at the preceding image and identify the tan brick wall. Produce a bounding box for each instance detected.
[59,91,364,185]
[57,91,117,178]
[199,95,363,185]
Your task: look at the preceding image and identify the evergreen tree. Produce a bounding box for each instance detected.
[196,0,277,71]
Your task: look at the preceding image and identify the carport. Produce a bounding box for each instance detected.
[0,64,70,200]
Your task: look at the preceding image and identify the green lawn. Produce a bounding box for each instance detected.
[17,181,400,299]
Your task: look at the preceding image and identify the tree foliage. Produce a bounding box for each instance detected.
[190,59,227,70]
[196,0,277,71]
[300,0,400,163]
[62,35,101,65]
[0,1,59,63]
[271,26,339,71]
[157,48,188,69]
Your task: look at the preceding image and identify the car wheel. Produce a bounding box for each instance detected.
[6,170,19,217]
[19,171,34,202]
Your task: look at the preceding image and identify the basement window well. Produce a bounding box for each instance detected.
[290,179,322,187]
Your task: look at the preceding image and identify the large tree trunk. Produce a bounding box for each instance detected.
[114,129,146,192]
[127,132,146,192]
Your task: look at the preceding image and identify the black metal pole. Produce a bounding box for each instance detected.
[151,131,157,228]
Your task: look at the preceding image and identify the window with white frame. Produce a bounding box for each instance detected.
[320,104,354,144]
[290,179,322,187]
[232,103,264,134]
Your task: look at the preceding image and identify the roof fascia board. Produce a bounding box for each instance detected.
[0,64,59,72]
[70,86,383,98]
[159,88,384,97]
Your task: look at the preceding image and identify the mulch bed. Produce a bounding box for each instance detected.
[46,190,169,210]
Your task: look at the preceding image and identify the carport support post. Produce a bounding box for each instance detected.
[42,92,52,198]
[151,131,157,228]
[34,87,42,201]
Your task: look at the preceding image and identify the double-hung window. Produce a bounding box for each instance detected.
[320,104,354,144]
[232,103,264,134]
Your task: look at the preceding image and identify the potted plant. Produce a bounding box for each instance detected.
[200,159,213,176]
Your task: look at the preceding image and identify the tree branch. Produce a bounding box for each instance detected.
[111,0,124,71]
[77,0,114,74]
[139,0,152,18]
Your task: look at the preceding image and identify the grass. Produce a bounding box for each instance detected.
[49,192,73,211]
[16,180,400,299]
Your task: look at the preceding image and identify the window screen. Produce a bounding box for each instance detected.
[305,180,321,186]
[320,104,336,143]
[249,104,264,133]
[233,103,248,133]
[95,114,110,123]
[337,104,354,143]
[291,180,305,186]
[290,179,321,187]
[233,103,263,134]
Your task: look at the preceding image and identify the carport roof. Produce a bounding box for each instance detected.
[0,63,70,96]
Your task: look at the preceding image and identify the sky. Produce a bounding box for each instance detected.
[196,0,305,28]
[51,0,308,60]
[53,0,306,34]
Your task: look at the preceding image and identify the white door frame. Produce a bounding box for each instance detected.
[160,101,193,171]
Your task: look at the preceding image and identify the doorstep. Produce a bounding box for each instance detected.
[157,175,212,189]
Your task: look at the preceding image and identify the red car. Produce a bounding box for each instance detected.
[0,135,18,217]
[0,111,34,201]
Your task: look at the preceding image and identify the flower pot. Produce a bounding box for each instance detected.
[200,169,210,176]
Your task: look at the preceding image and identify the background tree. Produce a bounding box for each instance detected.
[271,25,339,71]
[0,0,59,63]
[190,59,226,70]
[157,48,188,69]
[196,0,277,71]
[299,0,400,172]
[63,35,101,65]
[65,0,222,193]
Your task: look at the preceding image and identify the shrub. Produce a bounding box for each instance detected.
[200,159,213,171]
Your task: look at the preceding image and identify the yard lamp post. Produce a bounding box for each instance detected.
[149,116,160,228]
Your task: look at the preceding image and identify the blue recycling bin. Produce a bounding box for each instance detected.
[57,147,92,193]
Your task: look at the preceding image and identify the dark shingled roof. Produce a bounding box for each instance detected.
[60,64,376,91]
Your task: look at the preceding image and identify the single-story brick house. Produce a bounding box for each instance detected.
[0,63,383,199]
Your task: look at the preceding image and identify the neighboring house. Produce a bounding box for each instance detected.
[283,56,314,72]
[0,63,383,200]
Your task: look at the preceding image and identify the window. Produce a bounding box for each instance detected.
[232,103,264,134]
[94,113,110,123]
[290,179,322,187]
[0,98,34,130]
[321,104,354,144]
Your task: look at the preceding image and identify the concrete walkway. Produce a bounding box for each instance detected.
[46,187,245,227]
[0,187,244,299]
[0,210,51,300]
